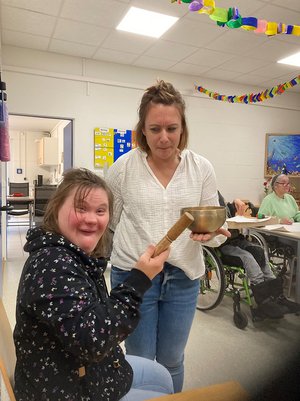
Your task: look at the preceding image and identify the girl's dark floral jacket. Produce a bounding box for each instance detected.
[13,227,151,401]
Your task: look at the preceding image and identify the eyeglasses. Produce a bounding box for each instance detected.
[275,182,290,186]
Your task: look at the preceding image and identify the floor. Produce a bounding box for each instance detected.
[3,225,300,400]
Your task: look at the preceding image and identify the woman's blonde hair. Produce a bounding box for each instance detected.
[42,168,113,258]
[135,80,189,152]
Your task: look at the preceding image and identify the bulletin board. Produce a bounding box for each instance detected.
[94,127,136,169]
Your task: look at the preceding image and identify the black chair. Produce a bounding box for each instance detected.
[33,185,57,225]
[7,182,33,227]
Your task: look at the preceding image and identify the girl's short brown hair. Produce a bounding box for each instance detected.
[42,168,113,258]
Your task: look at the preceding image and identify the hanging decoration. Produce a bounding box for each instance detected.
[194,75,300,104]
[171,0,300,37]
[0,74,10,161]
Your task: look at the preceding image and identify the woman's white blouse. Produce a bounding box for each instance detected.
[106,148,227,279]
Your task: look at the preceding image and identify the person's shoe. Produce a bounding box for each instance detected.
[256,298,284,319]
[276,294,300,314]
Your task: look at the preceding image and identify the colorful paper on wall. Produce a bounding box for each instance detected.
[94,127,136,168]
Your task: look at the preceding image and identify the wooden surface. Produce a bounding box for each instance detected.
[0,299,16,400]
[147,381,249,401]
[0,299,16,381]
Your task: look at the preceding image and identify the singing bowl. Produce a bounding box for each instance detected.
[180,206,226,234]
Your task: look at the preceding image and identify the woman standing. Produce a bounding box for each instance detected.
[106,80,229,392]
[13,168,173,401]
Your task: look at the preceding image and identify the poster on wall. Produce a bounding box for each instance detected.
[94,127,136,169]
[265,133,300,177]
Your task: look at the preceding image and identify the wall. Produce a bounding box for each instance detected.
[3,45,300,204]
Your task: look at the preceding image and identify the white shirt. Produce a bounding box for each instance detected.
[106,148,227,279]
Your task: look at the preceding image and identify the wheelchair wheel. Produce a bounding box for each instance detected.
[197,247,226,311]
[233,310,248,329]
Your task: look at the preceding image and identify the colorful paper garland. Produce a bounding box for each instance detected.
[171,0,300,37]
[194,75,300,103]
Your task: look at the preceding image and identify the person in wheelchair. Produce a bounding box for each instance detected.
[218,192,300,319]
[259,173,300,224]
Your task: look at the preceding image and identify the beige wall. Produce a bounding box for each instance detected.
[3,45,300,204]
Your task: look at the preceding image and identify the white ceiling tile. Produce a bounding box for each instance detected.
[144,40,198,62]
[218,57,270,74]
[60,0,128,28]
[49,39,96,59]
[168,63,210,76]
[272,0,300,12]
[129,0,187,17]
[2,30,50,51]
[101,31,155,54]
[162,18,225,48]
[93,48,138,64]
[133,56,176,70]
[254,4,300,25]
[1,0,63,15]
[206,29,268,55]
[1,6,56,36]
[0,0,299,88]
[248,61,299,78]
[201,68,244,81]
[54,19,109,46]
[247,39,300,62]
[183,49,234,68]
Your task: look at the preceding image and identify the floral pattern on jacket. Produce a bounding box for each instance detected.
[14,227,151,401]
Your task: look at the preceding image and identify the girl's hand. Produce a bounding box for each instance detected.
[189,227,231,242]
[280,217,293,225]
[135,245,170,280]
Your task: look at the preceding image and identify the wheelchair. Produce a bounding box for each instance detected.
[197,239,284,330]
[245,230,297,299]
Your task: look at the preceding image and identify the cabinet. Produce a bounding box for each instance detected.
[38,137,59,166]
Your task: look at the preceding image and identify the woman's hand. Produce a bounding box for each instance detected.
[280,217,293,225]
[189,227,231,242]
[135,244,170,280]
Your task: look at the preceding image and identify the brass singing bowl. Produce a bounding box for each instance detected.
[180,206,226,234]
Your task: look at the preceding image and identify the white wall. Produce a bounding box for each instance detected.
[3,45,300,204]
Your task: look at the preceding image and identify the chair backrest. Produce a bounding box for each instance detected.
[0,299,16,400]
[34,185,57,216]
[9,182,30,211]
[9,182,29,196]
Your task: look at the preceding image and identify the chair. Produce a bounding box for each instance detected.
[34,185,57,217]
[0,298,16,401]
[33,185,57,226]
[197,246,253,329]
[7,182,33,228]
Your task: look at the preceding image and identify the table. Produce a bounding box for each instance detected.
[6,196,34,228]
[248,226,300,303]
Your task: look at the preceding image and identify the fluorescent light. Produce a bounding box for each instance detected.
[278,51,300,67]
[116,7,178,38]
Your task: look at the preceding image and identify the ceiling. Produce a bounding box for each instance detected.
[1,0,300,94]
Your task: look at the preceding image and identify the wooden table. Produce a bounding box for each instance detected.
[148,381,249,401]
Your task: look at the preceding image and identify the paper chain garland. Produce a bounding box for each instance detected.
[171,0,300,36]
[194,75,300,103]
